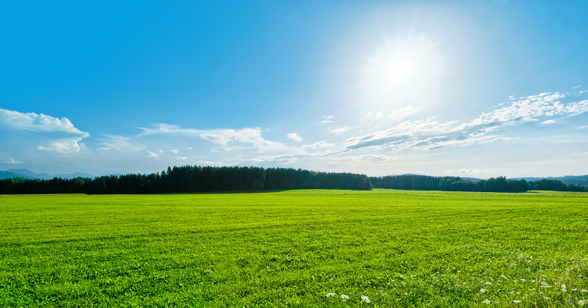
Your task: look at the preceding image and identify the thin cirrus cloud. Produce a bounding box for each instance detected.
[343,92,588,152]
[303,141,335,149]
[138,123,285,153]
[319,116,333,124]
[389,105,417,122]
[330,127,351,134]
[6,157,22,164]
[287,133,303,142]
[97,135,146,153]
[147,150,161,159]
[331,154,399,164]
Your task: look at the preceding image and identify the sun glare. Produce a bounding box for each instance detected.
[390,61,410,80]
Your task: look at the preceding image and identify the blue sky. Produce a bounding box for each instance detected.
[1,0,587,178]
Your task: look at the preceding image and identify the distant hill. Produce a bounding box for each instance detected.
[513,175,588,187]
[2,169,95,180]
[0,170,37,180]
[372,174,588,187]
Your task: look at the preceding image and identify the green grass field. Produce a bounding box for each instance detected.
[1,190,587,307]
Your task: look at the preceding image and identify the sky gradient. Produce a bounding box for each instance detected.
[1,0,587,178]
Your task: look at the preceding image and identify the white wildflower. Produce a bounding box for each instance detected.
[326,293,336,298]
[561,284,567,292]
[341,294,349,301]
[581,290,588,293]
[577,300,585,306]
[501,275,509,280]
[480,288,486,293]
[361,295,371,303]
[482,299,491,304]
[513,300,521,303]
[521,279,526,282]
[486,282,492,285]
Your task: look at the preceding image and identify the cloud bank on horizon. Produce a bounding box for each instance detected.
[2,89,587,177]
[1,1,587,177]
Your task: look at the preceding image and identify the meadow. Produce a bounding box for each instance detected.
[1,190,587,307]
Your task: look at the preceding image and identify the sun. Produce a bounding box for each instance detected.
[389,61,411,81]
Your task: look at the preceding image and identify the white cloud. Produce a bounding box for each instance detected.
[287,133,303,142]
[6,157,22,164]
[541,120,555,125]
[98,135,146,153]
[389,105,417,121]
[211,149,219,153]
[0,108,90,153]
[572,85,582,89]
[147,150,160,159]
[460,168,479,174]
[0,108,89,137]
[177,156,188,160]
[579,126,588,129]
[319,115,333,124]
[343,92,588,152]
[170,149,179,154]
[303,141,335,149]
[508,95,515,100]
[330,127,350,134]
[332,154,399,163]
[363,111,383,121]
[37,137,87,153]
[138,124,285,153]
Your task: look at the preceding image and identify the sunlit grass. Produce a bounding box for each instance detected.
[1,190,587,306]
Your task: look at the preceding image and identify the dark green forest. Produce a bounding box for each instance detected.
[369,174,587,192]
[0,166,372,194]
[0,165,585,194]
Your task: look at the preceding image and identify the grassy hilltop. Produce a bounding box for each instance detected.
[1,190,587,307]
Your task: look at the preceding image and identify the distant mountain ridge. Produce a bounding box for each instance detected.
[1,169,95,180]
[375,174,588,187]
[512,175,588,187]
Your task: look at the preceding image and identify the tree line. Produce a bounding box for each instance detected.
[369,174,587,192]
[0,165,373,194]
[1,166,585,194]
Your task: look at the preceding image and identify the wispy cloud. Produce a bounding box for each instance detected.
[541,120,555,125]
[319,116,333,124]
[177,156,188,160]
[572,85,582,89]
[5,157,22,164]
[330,127,351,134]
[331,154,399,164]
[363,111,383,121]
[389,105,417,121]
[303,141,335,149]
[98,135,146,153]
[287,133,303,142]
[343,92,588,152]
[147,150,160,159]
[170,149,179,154]
[37,137,87,153]
[460,168,479,174]
[138,124,284,153]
